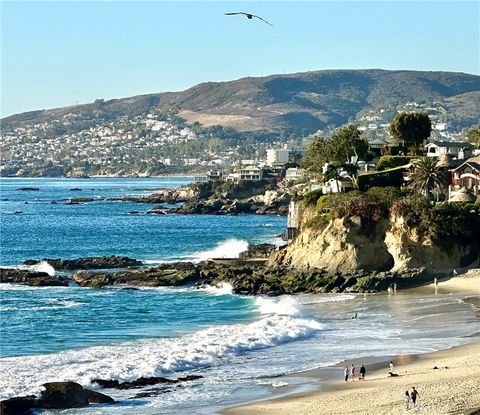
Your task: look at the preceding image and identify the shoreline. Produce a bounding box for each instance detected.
[223,274,480,415]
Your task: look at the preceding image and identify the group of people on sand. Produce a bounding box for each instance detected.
[343,363,366,382]
[343,361,420,410]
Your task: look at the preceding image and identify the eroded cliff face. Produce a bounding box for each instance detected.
[385,215,479,272]
[272,205,479,274]
[271,216,394,274]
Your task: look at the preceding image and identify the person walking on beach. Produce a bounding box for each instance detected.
[344,366,349,382]
[360,364,366,380]
[404,390,411,410]
[389,360,394,374]
[351,363,356,380]
[410,386,419,407]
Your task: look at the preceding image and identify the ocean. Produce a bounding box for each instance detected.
[0,178,478,414]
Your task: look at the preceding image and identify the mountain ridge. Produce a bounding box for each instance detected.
[3,69,480,134]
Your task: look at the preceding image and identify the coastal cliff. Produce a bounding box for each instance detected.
[272,192,480,275]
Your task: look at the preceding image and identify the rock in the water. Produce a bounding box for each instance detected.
[65,197,96,204]
[39,382,114,408]
[0,268,68,287]
[93,375,203,390]
[71,262,199,287]
[0,396,37,415]
[17,187,39,191]
[23,255,142,271]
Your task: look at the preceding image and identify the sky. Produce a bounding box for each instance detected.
[1,1,479,117]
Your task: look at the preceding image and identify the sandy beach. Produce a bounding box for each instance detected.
[225,273,480,415]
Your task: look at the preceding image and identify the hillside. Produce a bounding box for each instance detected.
[3,69,480,135]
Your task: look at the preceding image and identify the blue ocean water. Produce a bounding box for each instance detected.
[0,177,286,265]
[1,178,479,414]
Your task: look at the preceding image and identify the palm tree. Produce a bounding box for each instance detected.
[409,157,446,199]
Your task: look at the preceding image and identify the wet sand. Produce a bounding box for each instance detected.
[224,273,480,415]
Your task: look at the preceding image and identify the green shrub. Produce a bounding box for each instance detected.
[376,156,412,171]
[316,194,332,212]
[301,189,323,206]
[357,167,405,191]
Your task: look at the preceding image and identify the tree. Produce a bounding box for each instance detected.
[302,125,368,173]
[466,125,480,147]
[409,157,446,198]
[389,112,432,151]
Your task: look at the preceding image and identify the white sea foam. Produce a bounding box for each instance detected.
[256,296,301,316]
[201,282,234,296]
[300,294,356,305]
[193,239,249,262]
[31,261,56,276]
[0,312,322,399]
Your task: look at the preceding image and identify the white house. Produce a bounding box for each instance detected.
[425,141,474,158]
[322,177,354,194]
[240,166,264,181]
[285,167,305,181]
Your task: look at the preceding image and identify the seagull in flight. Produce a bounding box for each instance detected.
[225,12,273,26]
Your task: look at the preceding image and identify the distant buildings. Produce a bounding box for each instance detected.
[266,147,290,166]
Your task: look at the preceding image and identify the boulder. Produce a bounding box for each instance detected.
[0,396,37,415]
[39,382,113,408]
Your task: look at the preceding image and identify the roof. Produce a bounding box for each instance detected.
[451,155,480,173]
[449,187,477,203]
[427,140,474,149]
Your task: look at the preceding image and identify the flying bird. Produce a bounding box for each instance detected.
[225,12,273,26]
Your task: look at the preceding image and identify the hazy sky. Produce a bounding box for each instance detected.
[1,1,479,117]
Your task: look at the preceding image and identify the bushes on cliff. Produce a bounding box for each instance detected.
[392,195,480,245]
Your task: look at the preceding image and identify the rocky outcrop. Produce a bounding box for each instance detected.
[0,269,68,286]
[0,382,114,415]
[71,262,199,287]
[107,190,187,204]
[198,263,436,295]
[385,214,480,272]
[273,203,479,275]
[23,256,142,270]
[171,192,290,216]
[238,244,276,260]
[271,217,394,274]
[93,375,202,390]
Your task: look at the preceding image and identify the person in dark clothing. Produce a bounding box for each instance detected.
[411,386,419,407]
[360,364,366,380]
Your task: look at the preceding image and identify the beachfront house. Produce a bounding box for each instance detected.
[240,166,264,181]
[448,155,480,200]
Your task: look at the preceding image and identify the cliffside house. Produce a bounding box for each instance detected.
[206,170,223,182]
[321,176,355,194]
[425,140,474,159]
[285,167,305,181]
[240,166,264,181]
[448,155,480,200]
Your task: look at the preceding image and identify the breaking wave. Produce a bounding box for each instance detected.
[192,239,249,262]
[0,302,322,399]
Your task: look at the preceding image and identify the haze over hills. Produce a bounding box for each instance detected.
[3,69,480,135]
